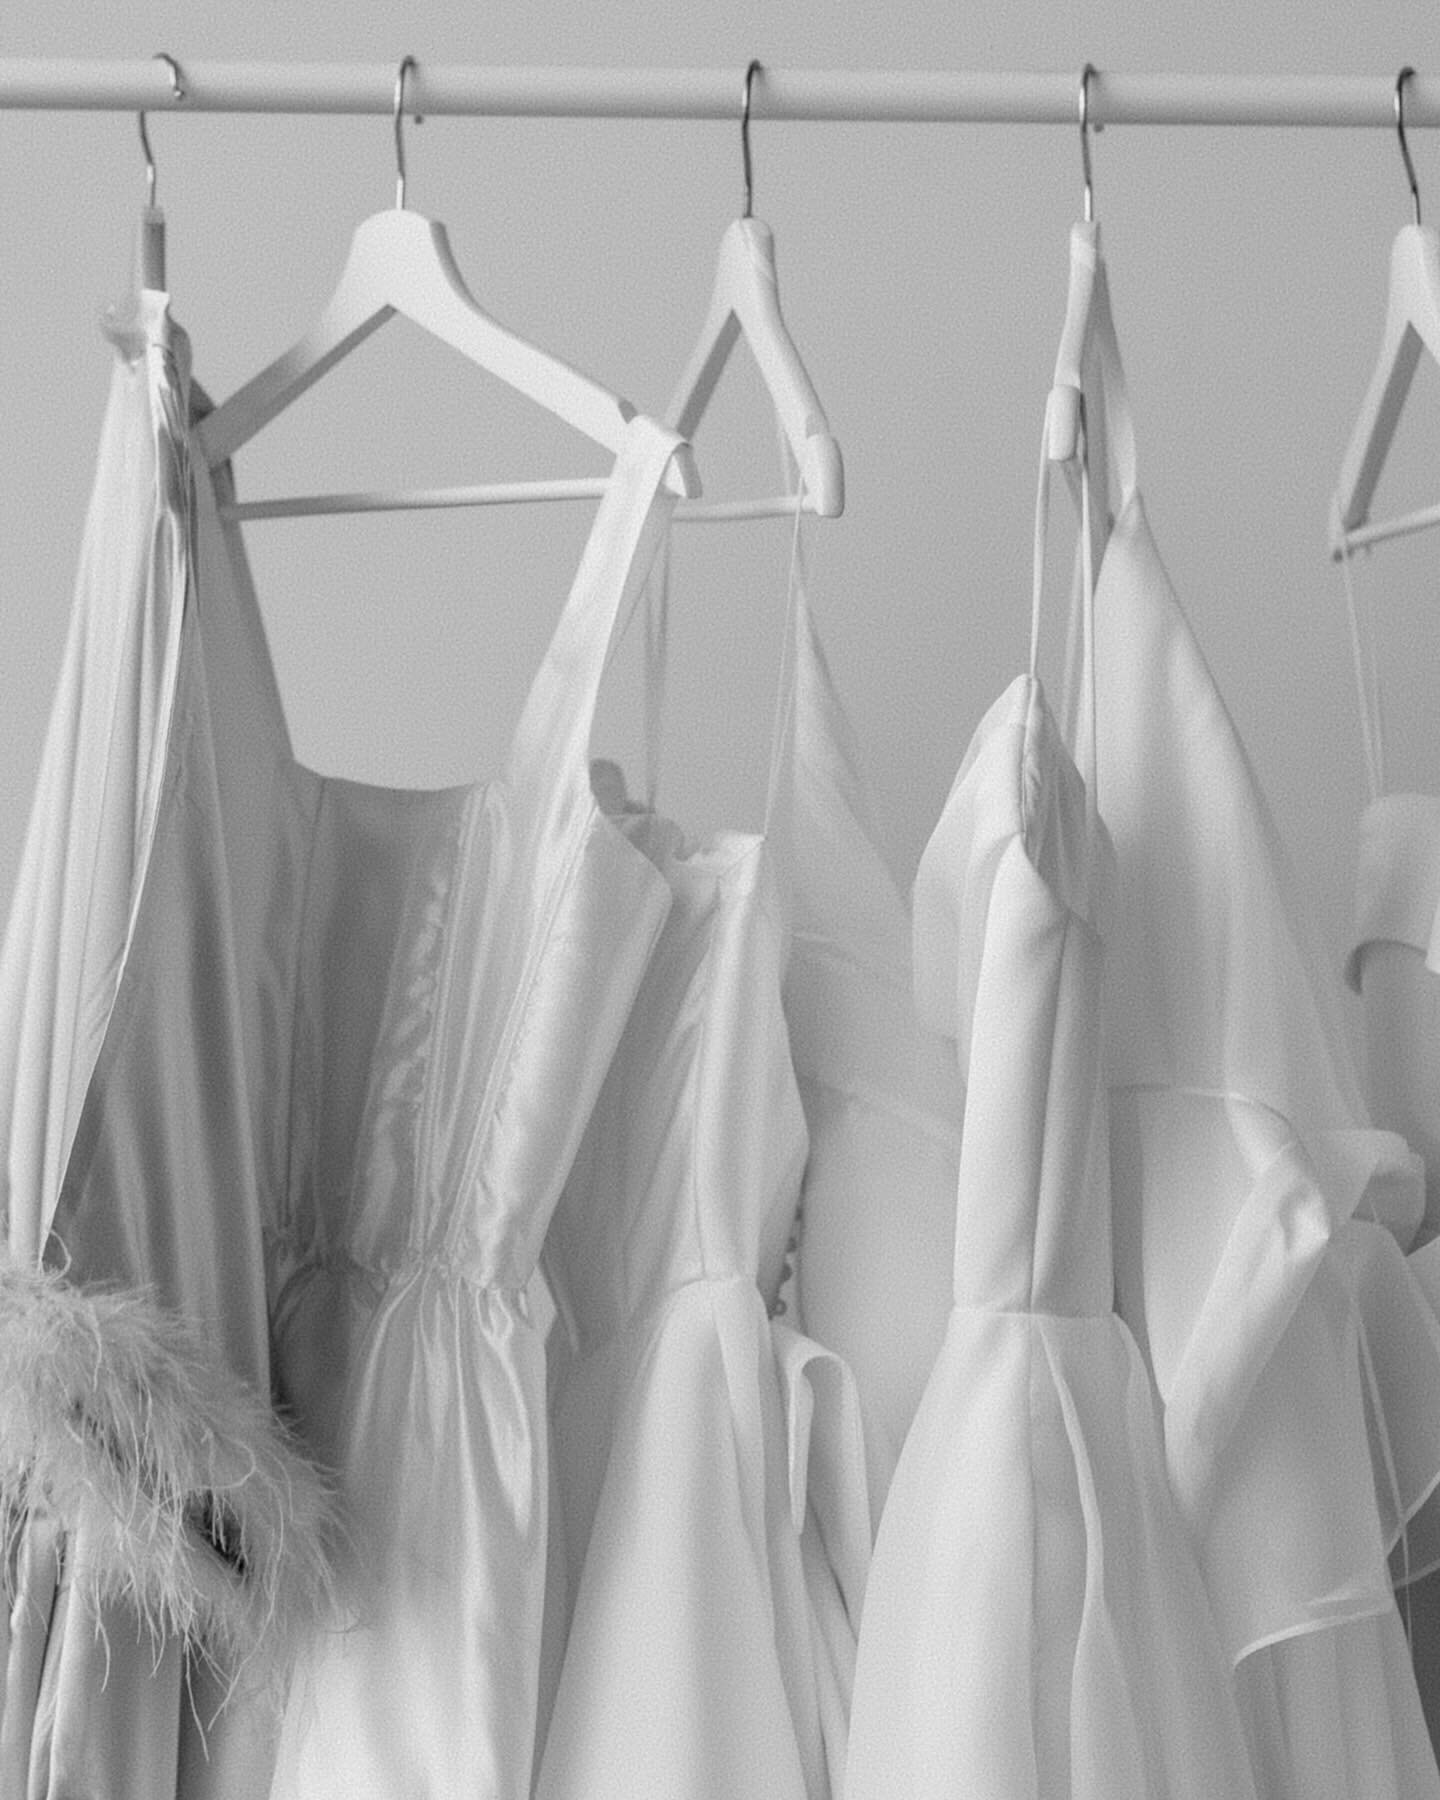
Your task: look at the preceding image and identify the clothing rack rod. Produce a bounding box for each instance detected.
[3,62,1440,128]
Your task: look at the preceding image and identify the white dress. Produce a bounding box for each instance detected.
[1341,533,1440,1751]
[0,285,698,1799]
[844,433,1259,1798]
[536,526,870,1799]
[0,293,332,1800]
[1079,236,1440,1797]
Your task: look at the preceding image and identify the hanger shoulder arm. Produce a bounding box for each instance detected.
[423,291,639,454]
[669,216,843,513]
[668,297,742,442]
[198,305,391,466]
[1335,319,1424,535]
[1335,226,1440,537]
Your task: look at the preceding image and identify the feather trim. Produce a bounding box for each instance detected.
[0,1258,339,1685]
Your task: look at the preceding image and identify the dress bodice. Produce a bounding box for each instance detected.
[912,672,1115,1318]
[544,816,805,1354]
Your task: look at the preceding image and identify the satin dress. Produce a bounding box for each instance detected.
[1,282,696,1799]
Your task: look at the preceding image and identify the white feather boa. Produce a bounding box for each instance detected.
[0,1258,338,1684]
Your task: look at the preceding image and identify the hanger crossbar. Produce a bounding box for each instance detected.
[220,482,809,522]
[4,61,1440,127]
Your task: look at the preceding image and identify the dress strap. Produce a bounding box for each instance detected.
[505,413,691,819]
[1032,399,1100,837]
[758,444,810,923]
[1338,536,1388,803]
[631,419,810,920]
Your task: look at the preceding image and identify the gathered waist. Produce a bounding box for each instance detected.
[265,1227,533,1314]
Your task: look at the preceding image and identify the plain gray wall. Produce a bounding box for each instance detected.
[4,3,1440,1024]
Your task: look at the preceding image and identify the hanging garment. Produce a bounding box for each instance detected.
[783,544,959,1529]
[1341,544,1440,1753]
[4,286,696,1797]
[225,429,686,1800]
[1079,240,1440,1798]
[0,292,334,1800]
[535,523,870,1800]
[843,427,1259,1799]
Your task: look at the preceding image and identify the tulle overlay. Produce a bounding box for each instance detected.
[846,1305,1257,1798]
[1088,485,1440,1796]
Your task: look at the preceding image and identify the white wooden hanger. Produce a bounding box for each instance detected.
[666,62,843,521]
[200,57,699,516]
[1331,69,1440,558]
[1044,67,1136,595]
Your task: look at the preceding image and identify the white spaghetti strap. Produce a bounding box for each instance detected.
[762,439,809,835]
[1033,392,1100,829]
[505,414,688,817]
[627,410,808,913]
[1029,412,1050,682]
[642,536,671,810]
[1076,445,1100,827]
[1338,535,1388,803]
[1094,287,1138,510]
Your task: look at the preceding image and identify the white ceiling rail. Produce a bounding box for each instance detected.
[1,62,1439,127]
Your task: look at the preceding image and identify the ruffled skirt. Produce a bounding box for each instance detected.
[845,1306,1258,1799]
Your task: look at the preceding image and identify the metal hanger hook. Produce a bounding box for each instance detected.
[1079,63,1098,223]
[741,59,762,219]
[1396,66,1422,228]
[137,52,185,211]
[394,55,424,210]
